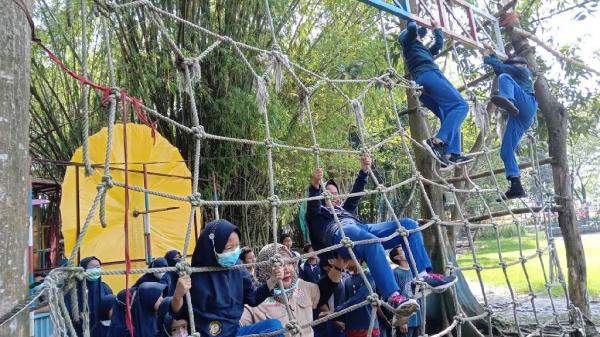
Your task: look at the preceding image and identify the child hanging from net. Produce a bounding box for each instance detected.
[306,155,457,324]
[398,19,472,169]
[481,44,538,201]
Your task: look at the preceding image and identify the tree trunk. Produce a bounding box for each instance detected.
[401,4,486,335]
[0,1,32,336]
[504,16,593,334]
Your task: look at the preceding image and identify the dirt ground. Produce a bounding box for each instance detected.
[467,280,600,325]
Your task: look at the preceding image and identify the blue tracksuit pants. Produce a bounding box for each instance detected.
[497,73,537,178]
[332,218,432,299]
[238,319,284,337]
[416,69,469,155]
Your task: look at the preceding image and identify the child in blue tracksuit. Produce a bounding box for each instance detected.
[389,247,421,337]
[337,261,381,337]
[170,220,284,337]
[482,46,537,200]
[399,19,471,168]
[300,244,322,284]
[306,155,456,324]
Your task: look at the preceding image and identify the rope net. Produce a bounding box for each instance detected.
[8,0,587,337]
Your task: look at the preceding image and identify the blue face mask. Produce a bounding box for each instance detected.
[86,267,102,281]
[272,279,299,297]
[216,246,241,267]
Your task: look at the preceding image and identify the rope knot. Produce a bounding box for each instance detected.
[446,262,455,273]
[103,0,117,11]
[270,254,283,267]
[528,292,536,299]
[366,293,381,307]
[431,215,441,223]
[191,126,205,139]
[321,190,333,201]
[360,147,370,157]
[285,321,301,335]
[519,256,527,264]
[264,138,274,149]
[188,193,203,207]
[101,174,114,188]
[176,261,192,276]
[340,237,354,248]
[376,184,386,192]
[311,144,320,154]
[536,248,545,256]
[396,227,409,237]
[473,263,483,272]
[454,315,465,324]
[268,195,281,206]
[109,87,122,99]
[498,261,508,268]
[219,36,234,43]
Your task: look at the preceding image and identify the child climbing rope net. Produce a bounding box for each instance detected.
[0,0,589,337]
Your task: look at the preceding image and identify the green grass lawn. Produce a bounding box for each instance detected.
[456,232,600,298]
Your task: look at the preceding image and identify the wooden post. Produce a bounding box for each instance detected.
[503,12,593,328]
[0,0,32,335]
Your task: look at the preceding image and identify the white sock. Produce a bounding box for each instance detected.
[418,271,428,277]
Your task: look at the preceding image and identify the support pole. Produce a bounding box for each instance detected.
[142,164,153,264]
[0,0,32,335]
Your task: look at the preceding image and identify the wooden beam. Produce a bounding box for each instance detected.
[466,205,563,223]
[434,157,555,184]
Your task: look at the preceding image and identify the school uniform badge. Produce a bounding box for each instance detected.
[209,321,222,336]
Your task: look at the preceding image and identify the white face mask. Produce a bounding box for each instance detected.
[154,272,165,280]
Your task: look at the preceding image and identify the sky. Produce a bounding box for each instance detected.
[536,2,600,89]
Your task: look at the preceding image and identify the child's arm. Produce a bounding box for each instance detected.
[315,256,347,308]
[343,155,371,213]
[170,275,191,314]
[428,20,444,56]
[307,168,324,217]
[483,52,519,77]
[399,20,418,46]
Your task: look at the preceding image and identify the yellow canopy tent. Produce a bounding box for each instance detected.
[61,123,199,290]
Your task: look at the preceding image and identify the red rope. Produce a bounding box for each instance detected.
[122,104,134,337]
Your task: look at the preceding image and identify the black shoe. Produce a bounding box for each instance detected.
[423,138,450,166]
[491,95,519,116]
[448,153,474,165]
[496,176,526,202]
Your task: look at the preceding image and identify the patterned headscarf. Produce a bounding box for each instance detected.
[255,243,298,300]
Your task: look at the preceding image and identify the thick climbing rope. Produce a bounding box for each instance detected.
[3,1,584,337]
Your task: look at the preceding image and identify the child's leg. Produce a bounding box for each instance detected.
[363,219,432,273]
[237,319,284,337]
[332,224,399,299]
[500,117,522,178]
[497,73,517,102]
[417,70,468,155]
[419,94,444,122]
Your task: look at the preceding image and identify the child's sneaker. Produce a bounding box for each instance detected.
[388,293,420,325]
[423,138,450,166]
[448,153,473,165]
[422,272,457,293]
[491,95,519,116]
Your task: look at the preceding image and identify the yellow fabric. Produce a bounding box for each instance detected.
[61,123,199,290]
